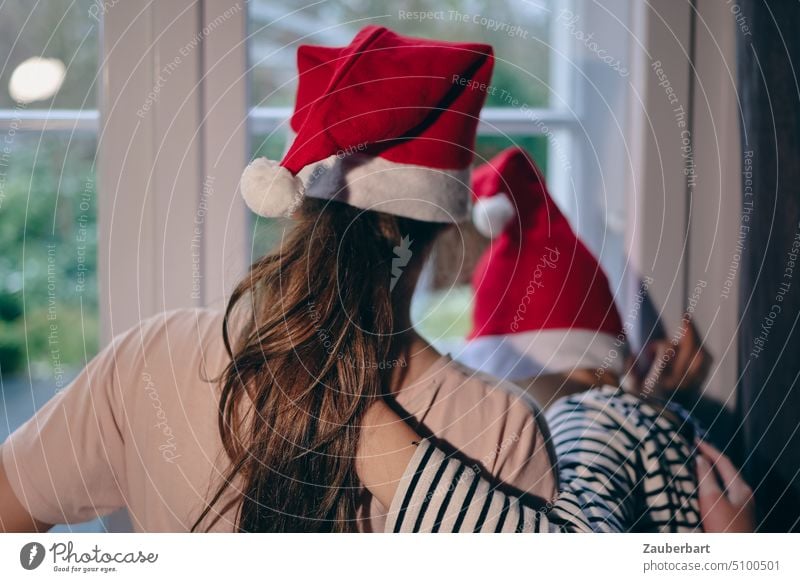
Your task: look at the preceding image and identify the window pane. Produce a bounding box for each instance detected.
[0,0,99,109]
[248,0,553,109]
[0,132,99,441]
[248,133,289,261]
[475,134,548,176]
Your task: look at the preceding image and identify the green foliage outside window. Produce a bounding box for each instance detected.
[0,134,98,376]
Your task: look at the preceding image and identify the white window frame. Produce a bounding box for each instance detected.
[99,0,249,343]
[0,110,98,132]
[624,0,741,406]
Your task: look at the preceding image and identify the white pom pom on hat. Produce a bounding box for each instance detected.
[240,158,305,218]
[471,192,515,238]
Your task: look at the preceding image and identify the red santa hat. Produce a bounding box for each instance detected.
[240,25,494,223]
[458,147,625,379]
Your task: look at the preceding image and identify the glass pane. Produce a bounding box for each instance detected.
[0,132,99,442]
[412,284,474,343]
[249,133,290,261]
[248,0,553,109]
[0,0,99,109]
[475,134,548,176]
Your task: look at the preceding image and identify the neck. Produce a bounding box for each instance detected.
[384,256,444,395]
[387,331,441,395]
[386,303,442,396]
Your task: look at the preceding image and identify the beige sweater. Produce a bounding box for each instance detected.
[2,308,556,531]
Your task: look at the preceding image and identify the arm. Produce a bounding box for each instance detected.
[628,316,712,394]
[0,443,52,532]
[523,315,713,407]
[696,440,755,532]
[0,319,139,532]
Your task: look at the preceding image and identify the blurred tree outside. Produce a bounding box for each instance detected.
[0,133,99,379]
[249,0,551,109]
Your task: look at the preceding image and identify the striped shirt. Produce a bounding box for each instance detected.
[385,387,702,533]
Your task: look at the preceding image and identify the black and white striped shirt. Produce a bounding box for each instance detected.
[385,387,702,533]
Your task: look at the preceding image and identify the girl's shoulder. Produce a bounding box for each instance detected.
[395,354,559,502]
[431,355,545,420]
[107,308,232,404]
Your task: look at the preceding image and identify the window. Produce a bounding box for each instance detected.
[245,0,627,344]
[0,0,99,431]
[0,0,633,426]
[0,0,100,532]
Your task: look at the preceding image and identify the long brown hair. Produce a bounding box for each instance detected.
[193,197,443,532]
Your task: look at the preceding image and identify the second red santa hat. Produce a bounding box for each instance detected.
[241,25,494,223]
[459,147,625,379]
